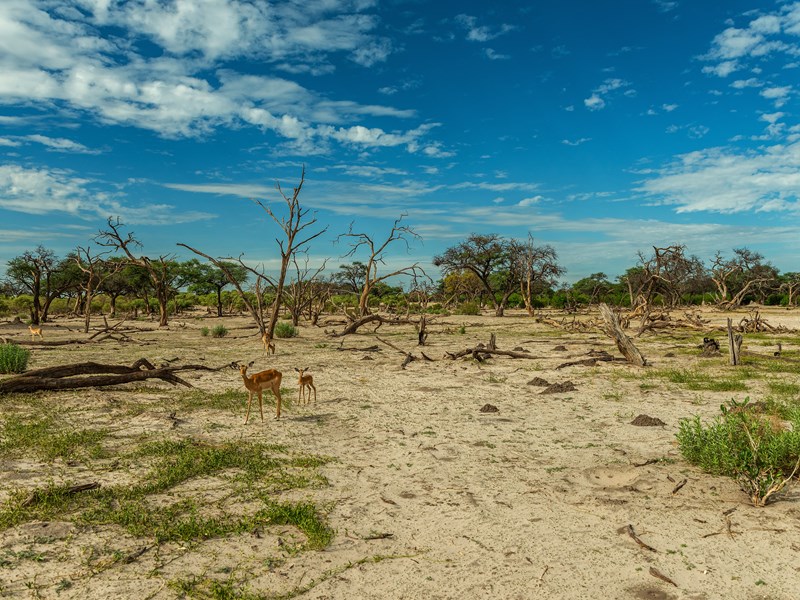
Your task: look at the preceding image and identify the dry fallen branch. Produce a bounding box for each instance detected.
[22,482,100,507]
[626,524,657,553]
[600,304,647,366]
[0,358,219,394]
[649,566,677,587]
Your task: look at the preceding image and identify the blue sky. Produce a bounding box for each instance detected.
[2,0,800,285]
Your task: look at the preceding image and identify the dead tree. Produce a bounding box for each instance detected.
[337,214,427,317]
[599,303,647,366]
[284,255,328,326]
[180,167,326,349]
[72,245,124,334]
[96,219,178,327]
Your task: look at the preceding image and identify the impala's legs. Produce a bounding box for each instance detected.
[245,391,254,424]
[258,390,264,422]
[272,382,282,419]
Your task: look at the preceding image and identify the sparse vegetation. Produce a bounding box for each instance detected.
[210,324,228,338]
[275,322,298,338]
[677,398,800,506]
[0,344,30,374]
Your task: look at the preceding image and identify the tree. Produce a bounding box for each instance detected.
[96,218,179,327]
[331,262,368,294]
[710,248,776,309]
[571,273,612,304]
[181,167,326,349]
[337,215,427,317]
[433,234,521,317]
[516,234,564,316]
[182,259,249,317]
[283,255,328,326]
[779,272,800,306]
[5,246,75,323]
[72,245,124,333]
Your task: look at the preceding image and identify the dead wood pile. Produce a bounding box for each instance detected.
[0,358,218,394]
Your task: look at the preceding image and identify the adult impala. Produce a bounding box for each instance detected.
[231,361,283,422]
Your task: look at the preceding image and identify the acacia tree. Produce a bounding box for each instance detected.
[5,246,75,323]
[96,218,178,327]
[337,215,427,317]
[182,259,249,317]
[433,233,521,317]
[516,234,564,316]
[780,272,800,306]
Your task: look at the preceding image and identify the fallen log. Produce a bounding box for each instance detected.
[0,358,219,394]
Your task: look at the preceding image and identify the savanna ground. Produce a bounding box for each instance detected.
[1,307,799,600]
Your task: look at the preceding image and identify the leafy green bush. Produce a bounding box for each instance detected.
[211,325,228,338]
[274,322,298,339]
[200,327,210,337]
[677,398,800,506]
[456,301,480,315]
[0,344,30,374]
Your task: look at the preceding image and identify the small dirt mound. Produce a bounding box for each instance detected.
[631,414,666,427]
[553,345,567,351]
[479,403,499,413]
[527,377,550,387]
[540,381,577,394]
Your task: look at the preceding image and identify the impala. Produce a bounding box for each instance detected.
[231,361,283,422]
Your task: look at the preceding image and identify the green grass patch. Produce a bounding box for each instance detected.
[677,398,800,506]
[0,343,30,374]
[0,438,334,546]
[0,415,107,461]
[645,368,750,392]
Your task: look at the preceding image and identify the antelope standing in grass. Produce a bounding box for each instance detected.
[231,361,283,422]
[28,324,43,341]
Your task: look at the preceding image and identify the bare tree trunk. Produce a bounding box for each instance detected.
[599,303,647,366]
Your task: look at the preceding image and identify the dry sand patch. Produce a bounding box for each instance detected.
[1,307,799,598]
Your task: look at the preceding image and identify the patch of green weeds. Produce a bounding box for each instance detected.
[646,368,749,392]
[0,439,334,547]
[485,374,507,384]
[677,398,800,506]
[0,415,107,461]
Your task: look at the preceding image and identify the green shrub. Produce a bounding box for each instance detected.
[677,398,800,506]
[274,322,298,339]
[0,344,30,374]
[211,325,228,338]
[200,327,210,337]
[456,301,480,315]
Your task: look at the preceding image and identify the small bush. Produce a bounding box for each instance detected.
[0,344,30,374]
[274,322,298,339]
[211,325,228,338]
[200,327,210,337]
[677,398,800,506]
[456,301,480,316]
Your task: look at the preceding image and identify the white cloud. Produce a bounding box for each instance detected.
[0,164,213,223]
[518,195,543,207]
[562,138,591,146]
[584,94,605,111]
[0,1,443,155]
[761,85,792,106]
[485,48,510,60]
[731,78,762,88]
[662,103,678,112]
[638,141,800,214]
[584,78,632,111]
[25,134,100,154]
[455,14,515,43]
[0,137,20,147]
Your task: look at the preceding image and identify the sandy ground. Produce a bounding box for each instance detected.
[1,307,799,599]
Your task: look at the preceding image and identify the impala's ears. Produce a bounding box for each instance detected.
[248,360,255,367]
[294,368,300,372]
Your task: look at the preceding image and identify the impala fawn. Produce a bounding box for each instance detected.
[295,368,316,405]
[231,361,283,422]
[261,332,275,355]
[28,324,43,341]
